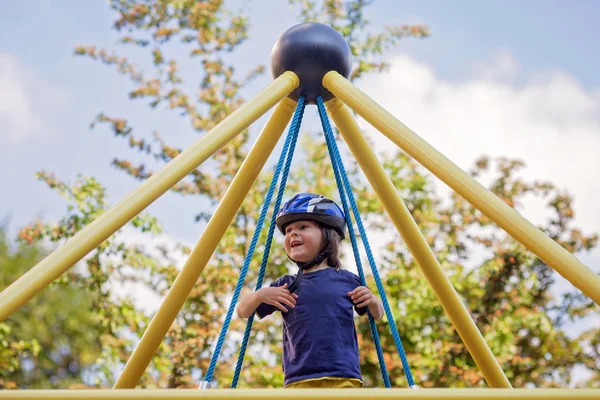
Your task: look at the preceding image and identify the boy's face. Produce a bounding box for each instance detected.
[283,220,323,262]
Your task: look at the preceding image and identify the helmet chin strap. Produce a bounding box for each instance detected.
[288,230,330,294]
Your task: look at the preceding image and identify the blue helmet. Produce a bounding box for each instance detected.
[276,193,346,239]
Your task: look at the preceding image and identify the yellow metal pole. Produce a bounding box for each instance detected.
[1,389,600,399]
[325,99,511,389]
[0,72,299,323]
[323,71,600,307]
[112,97,298,389]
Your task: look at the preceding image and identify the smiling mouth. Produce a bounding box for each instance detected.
[291,242,303,248]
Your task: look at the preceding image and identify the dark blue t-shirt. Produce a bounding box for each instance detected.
[255,267,367,386]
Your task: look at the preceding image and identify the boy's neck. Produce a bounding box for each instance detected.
[304,260,330,274]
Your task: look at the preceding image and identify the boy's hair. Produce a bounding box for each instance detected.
[317,222,342,270]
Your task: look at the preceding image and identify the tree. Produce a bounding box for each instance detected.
[0,222,101,389]
[354,154,599,388]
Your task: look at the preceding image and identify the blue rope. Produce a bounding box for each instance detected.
[315,97,390,388]
[231,96,306,388]
[317,96,416,388]
[203,96,306,387]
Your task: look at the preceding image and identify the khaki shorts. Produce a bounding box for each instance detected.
[284,377,364,388]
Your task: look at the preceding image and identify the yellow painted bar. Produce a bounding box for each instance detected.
[113,97,298,389]
[325,99,511,389]
[0,72,299,323]
[1,389,599,399]
[323,71,600,306]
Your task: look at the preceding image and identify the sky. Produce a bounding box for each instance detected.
[1,0,599,386]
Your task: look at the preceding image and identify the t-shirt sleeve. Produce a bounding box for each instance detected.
[255,276,291,319]
[351,273,368,316]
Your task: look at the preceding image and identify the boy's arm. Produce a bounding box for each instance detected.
[349,286,384,321]
[237,283,298,319]
[236,290,264,319]
[367,296,384,321]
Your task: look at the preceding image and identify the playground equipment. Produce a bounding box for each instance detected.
[0,22,598,399]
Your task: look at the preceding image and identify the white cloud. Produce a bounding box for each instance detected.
[355,51,600,239]
[0,53,68,145]
[470,49,520,83]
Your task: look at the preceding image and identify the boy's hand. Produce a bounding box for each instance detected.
[259,283,298,312]
[348,286,375,308]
